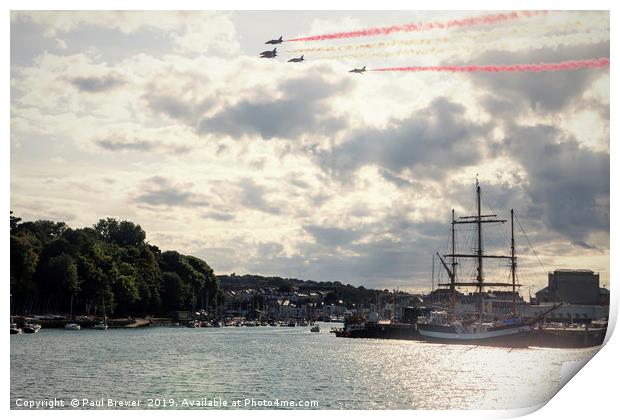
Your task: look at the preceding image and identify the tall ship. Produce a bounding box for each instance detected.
[418,180,557,346]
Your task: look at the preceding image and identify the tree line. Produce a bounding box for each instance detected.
[217,273,387,307]
[10,212,220,317]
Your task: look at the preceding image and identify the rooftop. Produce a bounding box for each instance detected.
[553,269,595,273]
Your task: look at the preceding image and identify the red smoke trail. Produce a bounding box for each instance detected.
[370,58,610,73]
[287,11,547,42]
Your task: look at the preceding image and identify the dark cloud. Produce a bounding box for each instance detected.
[202,211,235,221]
[501,124,609,246]
[471,41,609,115]
[70,74,125,92]
[95,137,191,154]
[96,138,155,152]
[134,176,209,207]
[289,178,310,189]
[197,75,350,140]
[242,236,438,290]
[304,225,362,247]
[257,242,284,259]
[317,97,492,179]
[144,94,213,123]
[238,178,280,214]
[378,169,416,188]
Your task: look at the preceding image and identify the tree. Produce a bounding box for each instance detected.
[112,262,141,314]
[9,212,220,317]
[10,233,39,294]
[40,253,79,294]
[278,284,293,294]
[324,291,340,305]
[94,218,146,247]
[162,271,190,311]
[10,211,21,233]
[15,220,68,246]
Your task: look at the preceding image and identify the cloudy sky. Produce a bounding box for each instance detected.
[10,11,610,293]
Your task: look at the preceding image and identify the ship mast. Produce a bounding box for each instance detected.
[451,209,457,321]
[510,209,517,317]
[476,180,484,325]
[437,180,521,325]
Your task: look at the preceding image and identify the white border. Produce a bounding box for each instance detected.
[3,1,616,420]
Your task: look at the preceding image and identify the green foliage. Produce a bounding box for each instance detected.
[40,253,79,294]
[9,212,219,317]
[10,233,39,294]
[162,271,190,311]
[94,218,146,247]
[10,211,21,232]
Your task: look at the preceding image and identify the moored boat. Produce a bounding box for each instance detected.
[64,292,80,331]
[92,321,108,330]
[418,181,560,347]
[22,323,42,333]
[10,323,22,335]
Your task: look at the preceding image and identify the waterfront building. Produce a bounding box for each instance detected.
[520,303,608,323]
[534,269,602,305]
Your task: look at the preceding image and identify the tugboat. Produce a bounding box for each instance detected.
[418,180,559,346]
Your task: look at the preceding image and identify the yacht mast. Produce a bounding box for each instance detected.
[476,180,484,325]
[431,253,435,294]
[510,209,517,317]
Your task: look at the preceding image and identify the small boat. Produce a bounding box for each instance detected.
[93,294,108,330]
[22,323,42,333]
[310,325,320,332]
[186,320,200,328]
[92,321,108,330]
[65,292,81,330]
[10,323,22,335]
[64,322,81,331]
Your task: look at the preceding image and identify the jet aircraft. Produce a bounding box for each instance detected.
[260,48,277,58]
[265,36,283,44]
[288,55,305,63]
[349,66,367,73]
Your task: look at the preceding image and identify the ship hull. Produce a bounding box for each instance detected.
[418,324,532,347]
[530,326,607,348]
[335,323,419,340]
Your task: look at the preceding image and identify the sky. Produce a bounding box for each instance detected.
[9,10,610,293]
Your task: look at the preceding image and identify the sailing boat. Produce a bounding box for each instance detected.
[93,294,108,330]
[64,292,81,330]
[418,180,556,346]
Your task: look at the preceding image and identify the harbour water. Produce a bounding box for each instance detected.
[10,323,599,410]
